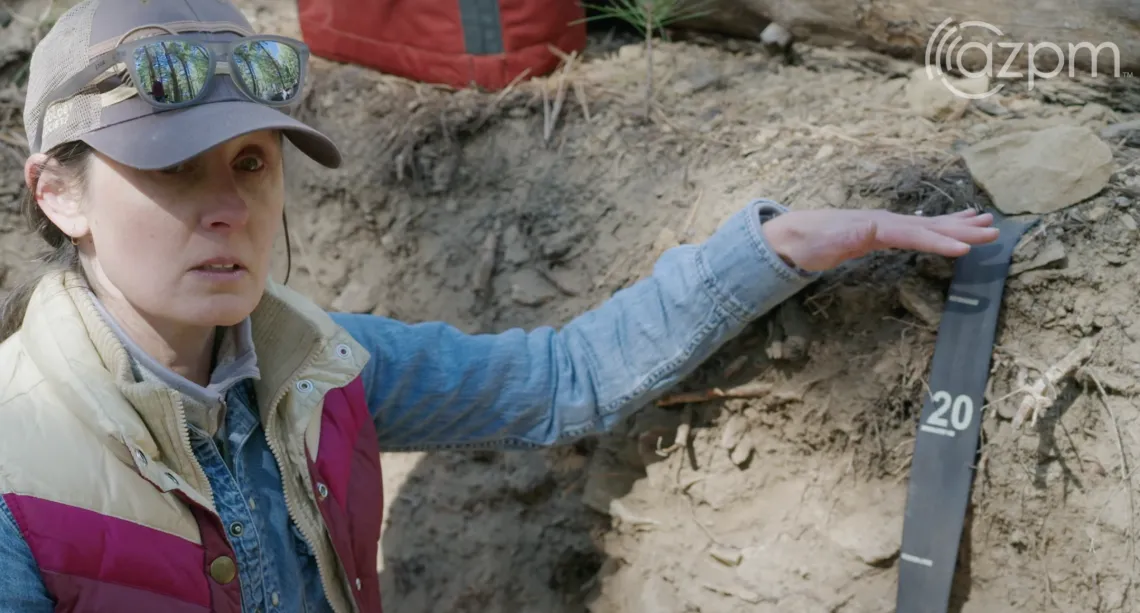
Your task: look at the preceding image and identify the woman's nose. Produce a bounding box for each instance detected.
[201,190,250,232]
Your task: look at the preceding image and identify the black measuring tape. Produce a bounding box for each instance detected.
[896,213,1035,612]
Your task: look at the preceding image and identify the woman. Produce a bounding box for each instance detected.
[0,0,1000,611]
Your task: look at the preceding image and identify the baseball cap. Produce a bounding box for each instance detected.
[22,0,341,169]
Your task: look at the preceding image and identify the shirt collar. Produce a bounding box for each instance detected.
[87,292,261,413]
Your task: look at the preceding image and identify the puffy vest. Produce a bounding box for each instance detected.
[0,271,383,613]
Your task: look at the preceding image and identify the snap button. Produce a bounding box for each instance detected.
[316,482,329,501]
[229,522,243,537]
[164,472,179,487]
[296,380,314,393]
[209,556,237,584]
[133,449,148,466]
[355,577,362,590]
[335,343,352,359]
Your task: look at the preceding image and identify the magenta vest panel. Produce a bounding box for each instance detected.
[2,375,384,613]
[308,375,384,613]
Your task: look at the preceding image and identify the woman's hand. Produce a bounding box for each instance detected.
[762,208,1000,272]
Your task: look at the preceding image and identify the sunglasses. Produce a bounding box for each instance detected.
[33,32,309,152]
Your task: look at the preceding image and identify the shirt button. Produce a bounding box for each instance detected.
[249,498,257,510]
[229,522,244,537]
[209,556,237,584]
[271,592,280,606]
[355,578,362,590]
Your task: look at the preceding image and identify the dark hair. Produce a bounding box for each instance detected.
[0,140,93,343]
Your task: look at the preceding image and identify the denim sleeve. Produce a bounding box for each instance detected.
[331,199,819,451]
[0,497,54,611]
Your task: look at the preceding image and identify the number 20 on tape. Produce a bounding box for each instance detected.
[920,391,974,438]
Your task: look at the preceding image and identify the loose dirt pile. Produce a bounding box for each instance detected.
[2,1,1139,612]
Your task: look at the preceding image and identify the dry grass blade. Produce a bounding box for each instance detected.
[542,51,577,144]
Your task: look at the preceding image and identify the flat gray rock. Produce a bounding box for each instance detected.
[962,125,1115,215]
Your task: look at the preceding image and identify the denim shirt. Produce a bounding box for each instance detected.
[0,200,817,612]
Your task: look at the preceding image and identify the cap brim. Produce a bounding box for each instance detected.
[80,100,341,170]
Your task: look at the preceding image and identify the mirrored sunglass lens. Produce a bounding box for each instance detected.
[232,40,302,103]
[132,41,210,104]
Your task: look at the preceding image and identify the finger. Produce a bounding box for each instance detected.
[947,209,980,218]
[874,224,972,256]
[927,212,993,227]
[929,222,1000,244]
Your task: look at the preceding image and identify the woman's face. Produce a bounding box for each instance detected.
[45,130,285,329]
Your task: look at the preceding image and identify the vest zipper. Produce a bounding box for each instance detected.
[262,353,353,613]
[172,393,215,507]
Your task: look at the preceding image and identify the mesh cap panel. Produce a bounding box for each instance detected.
[23,0,101,154]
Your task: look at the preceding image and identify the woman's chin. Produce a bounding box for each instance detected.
[176,293,262,328]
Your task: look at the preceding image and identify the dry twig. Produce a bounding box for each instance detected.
[656,382,772,407]
[1011,337,1097,429]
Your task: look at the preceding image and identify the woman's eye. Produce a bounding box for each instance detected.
[237,156,265,172]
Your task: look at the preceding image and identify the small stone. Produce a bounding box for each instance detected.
[720,414,749,451]
[671,62,722,96]
[1010,240,1067,276]
[897,278,943,327]
[509,269,557,307]
[331,281,380,314]
[759,22,793,49]
[1101,118,1140,141]
[972,99,1009,116]
[617,44,644,62]
[1121,214,1138,232]
[1086,204,1111,222]
[905,67,990,121]
[502,224,531,265]
[730,441,753,467]
[1075,102,1110,124]
[822,183,849,207]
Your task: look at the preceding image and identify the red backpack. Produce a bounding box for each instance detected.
[297,0,587,90]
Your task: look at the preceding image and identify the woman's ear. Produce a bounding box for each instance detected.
[24,153,90,241]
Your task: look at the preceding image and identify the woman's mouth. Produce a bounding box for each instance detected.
[191,259,247,280]
[196,264,242,272]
